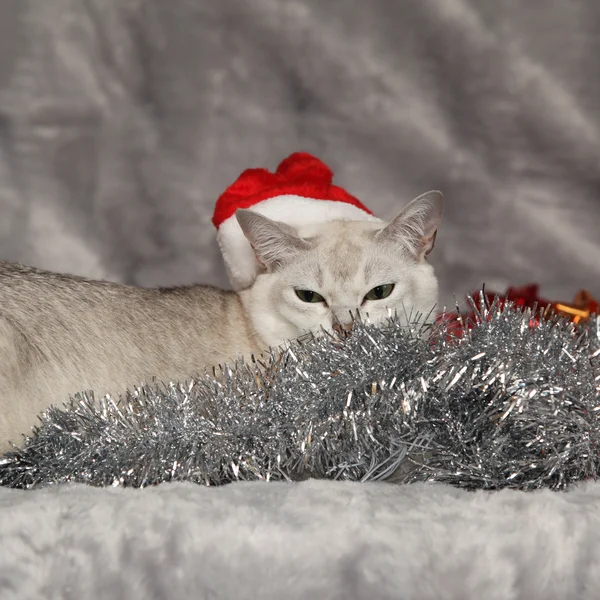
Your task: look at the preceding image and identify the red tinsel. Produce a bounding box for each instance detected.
[439,284,600,338]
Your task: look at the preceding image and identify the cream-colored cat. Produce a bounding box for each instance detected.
[0,190,442,451]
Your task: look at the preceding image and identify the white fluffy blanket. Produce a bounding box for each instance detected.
[1,479,599,599]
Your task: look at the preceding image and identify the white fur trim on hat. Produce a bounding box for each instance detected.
[217,194,382,290]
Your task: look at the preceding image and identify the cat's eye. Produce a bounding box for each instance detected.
[295,289,325,303]
[364,284,395,301]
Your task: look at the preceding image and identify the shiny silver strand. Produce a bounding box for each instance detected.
[0,300,598,491]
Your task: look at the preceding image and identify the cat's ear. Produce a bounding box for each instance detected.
[236,209,310,270]
[377,190,443,259]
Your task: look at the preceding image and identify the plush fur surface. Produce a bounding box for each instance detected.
[0,1,599,307]
[0,479,599,599]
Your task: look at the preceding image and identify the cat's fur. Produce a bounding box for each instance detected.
[0,191,442,451]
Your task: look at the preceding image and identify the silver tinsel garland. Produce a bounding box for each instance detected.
[0,298,599,491]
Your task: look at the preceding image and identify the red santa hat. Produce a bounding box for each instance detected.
[213,152,382,290]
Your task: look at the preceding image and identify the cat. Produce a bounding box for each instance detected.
[0,190,442,451]
[237,190,443,344]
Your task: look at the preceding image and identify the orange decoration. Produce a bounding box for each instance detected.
[553,289,600,324]
[439,284,599,338]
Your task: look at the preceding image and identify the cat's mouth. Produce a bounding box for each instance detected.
[298,323,353,349]
[331,321,354,345]
[332,322,353,338]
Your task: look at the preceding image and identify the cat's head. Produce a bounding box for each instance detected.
[237,191,443,349]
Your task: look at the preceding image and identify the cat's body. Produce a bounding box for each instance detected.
[0,262,263,450]
[0,190,443,451]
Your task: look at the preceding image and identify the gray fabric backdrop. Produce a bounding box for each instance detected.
[0,0,599,310]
